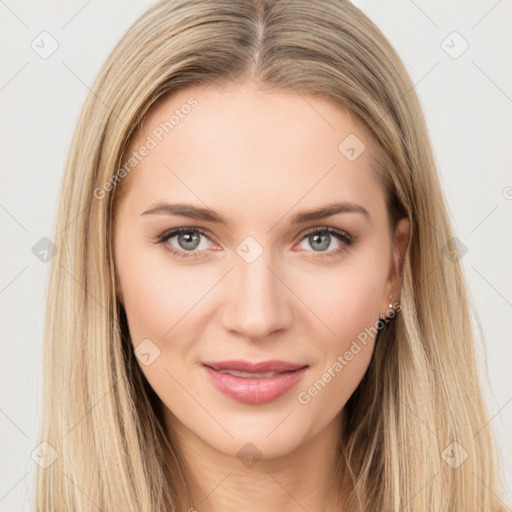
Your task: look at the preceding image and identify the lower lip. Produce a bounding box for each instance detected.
[202,365,308,404]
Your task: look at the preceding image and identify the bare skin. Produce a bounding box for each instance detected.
[113,81,409,512]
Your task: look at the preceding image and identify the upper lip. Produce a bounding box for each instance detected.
[202,360,308,373]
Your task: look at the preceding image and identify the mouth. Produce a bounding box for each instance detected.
[201,360,309,405]
[214,369,287,378]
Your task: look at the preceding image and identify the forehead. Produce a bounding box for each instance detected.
[118,83,386,224]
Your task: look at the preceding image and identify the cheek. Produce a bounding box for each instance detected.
[115,245,207,409]
[116,236,211,344]
[292,257,386,413]
[296,257,385,344]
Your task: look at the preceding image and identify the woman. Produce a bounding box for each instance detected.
[35,0,507,510]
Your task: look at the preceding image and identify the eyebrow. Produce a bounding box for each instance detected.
[141,201,370,227]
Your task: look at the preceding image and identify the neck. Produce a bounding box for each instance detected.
[163,409,348,512]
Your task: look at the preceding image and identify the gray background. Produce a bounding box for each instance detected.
[1,0,511,509]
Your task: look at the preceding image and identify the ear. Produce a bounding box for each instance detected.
[380,217,410,316]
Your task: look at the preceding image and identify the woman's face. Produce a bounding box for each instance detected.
[114,82,408,460]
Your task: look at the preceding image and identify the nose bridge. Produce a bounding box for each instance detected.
[220,239,290,338]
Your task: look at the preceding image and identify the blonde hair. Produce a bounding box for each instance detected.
[35,0,507,510]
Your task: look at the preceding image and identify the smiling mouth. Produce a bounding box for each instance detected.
[214,369,286,378]
[202,359,307,373]
[201,362,309,405]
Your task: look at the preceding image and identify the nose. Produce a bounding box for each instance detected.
[219,249,293,340]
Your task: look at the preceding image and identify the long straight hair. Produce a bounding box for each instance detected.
[35,0,507,510]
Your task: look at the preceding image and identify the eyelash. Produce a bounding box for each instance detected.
[154,226,354,261]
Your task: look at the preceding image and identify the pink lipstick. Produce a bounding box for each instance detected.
[202,359,308,404]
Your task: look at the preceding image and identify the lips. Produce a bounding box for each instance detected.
[201,359,309,404]
[202,359,306,373]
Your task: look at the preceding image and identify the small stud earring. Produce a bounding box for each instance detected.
[388,294,393,309]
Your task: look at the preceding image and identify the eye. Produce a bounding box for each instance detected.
[154,225,354,261]
[296,226,354,259]
[155,227,216,260]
